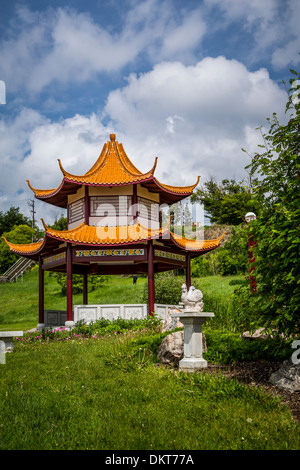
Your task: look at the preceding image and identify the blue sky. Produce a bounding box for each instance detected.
[0,0,299,225]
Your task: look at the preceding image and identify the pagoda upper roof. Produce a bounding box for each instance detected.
[3,219,224,260]
[27,134,200,207]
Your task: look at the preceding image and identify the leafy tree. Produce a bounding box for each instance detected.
[50,215,68,231]
[238,69,300,336]
[191,225,248,277]
[0,224,35,273]
[0,207,32,236]
[191,177,261,225]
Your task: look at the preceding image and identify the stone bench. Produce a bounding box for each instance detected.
[0,331,23,353]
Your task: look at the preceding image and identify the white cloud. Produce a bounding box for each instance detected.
[0,57,288,219]
[204,0,300,68]
[0,1,207,94]
[0,109,109,223]
[104,57,287,185]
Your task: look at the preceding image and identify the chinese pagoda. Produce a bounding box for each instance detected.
[4,134,224,328]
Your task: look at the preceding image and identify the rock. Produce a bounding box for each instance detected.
[157,331,184,366]
[157,330,207,366]
[162,308,184,333]
[270,359,300,392]
[242,327,273,340]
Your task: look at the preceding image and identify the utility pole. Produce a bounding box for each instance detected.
[28,199,36,242]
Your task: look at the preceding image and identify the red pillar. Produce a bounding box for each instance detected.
[83,272,88,305]
[38,255,44,327]
[148,239,155,316]
[66,243,73,324]
[186,253,191,290]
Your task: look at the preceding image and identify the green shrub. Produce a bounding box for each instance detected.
[73,314,162,338]
[191,225,248,277]
[203,329,293,364]
[50,272,108,295]
[141,272,184,305]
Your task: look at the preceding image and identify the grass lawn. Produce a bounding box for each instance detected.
[0,268,240,332]
[1,335,299,450]
[0,269,148,331]
[0,269,299,450]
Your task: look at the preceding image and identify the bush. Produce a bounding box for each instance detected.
[203,329,292,364]
[50,272,108,295]
[191,225,248,277]
[73,314,162,338]
[141,271,184,305]
[238,69,300,337]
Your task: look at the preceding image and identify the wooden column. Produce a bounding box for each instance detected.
[148,239,155,316]
[186,252,191,290]
[66,243,73,325]
[38,255,44,327]
[83,272,88,305]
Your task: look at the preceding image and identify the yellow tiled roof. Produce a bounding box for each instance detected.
[152,176,200,195]
[2,238,45,256]
[58,135,157,186]
[26,134,200,203]
[44,220,167,245]
[3,220,224,257]
[171,232,225,251]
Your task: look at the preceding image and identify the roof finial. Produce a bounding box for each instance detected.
[110,134,116,142]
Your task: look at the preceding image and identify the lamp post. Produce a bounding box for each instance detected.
[245,212,257,293]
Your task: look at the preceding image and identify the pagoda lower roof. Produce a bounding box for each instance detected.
[26,134,200,207]
[3,221,224,260]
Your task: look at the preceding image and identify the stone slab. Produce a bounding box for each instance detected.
[0,331,23,354]
[0,331,23,337]
[179,357,208,372]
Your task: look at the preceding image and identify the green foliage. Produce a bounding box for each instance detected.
[191,225,248,277]
[73,314,162,338]
[203,329,292,364]
[191,178,261,225]
[0,207,32,236]
[49,215,67,230]
[0,224,35,273]
[50,272,108,295]
[239,70,300,336]
[141,271,184,305]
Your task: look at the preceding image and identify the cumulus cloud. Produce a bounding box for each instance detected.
[104,57,287,185]
[1,57,287,214]
[204,0,300,68]
[0,2,295,225]
[0,1,207,94]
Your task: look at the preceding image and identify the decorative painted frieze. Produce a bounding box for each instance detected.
[75,248,145,257]
[154,249,185,262]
